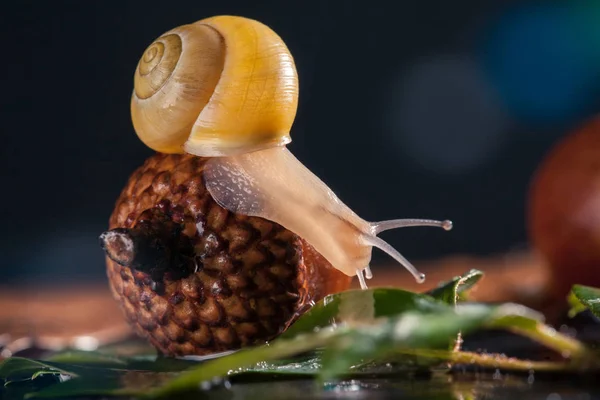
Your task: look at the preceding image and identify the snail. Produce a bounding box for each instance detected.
[129,14,452,289]
[100,15,452,356]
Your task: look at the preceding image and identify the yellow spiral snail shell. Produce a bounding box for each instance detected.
[131,15,297,156]
[129,15,453,288]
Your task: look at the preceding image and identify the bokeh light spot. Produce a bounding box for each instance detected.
[387,55,512,175]
[480,2,600,126]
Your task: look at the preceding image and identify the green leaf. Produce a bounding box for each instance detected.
[0,358,98,400]
[571,284,600,319]
[232,352,323,377]
[280,288,448,340]
[426,269,484,305]
[144,329,338,398]
[279,272,485,341]
[25,370,180,399]
[486,307,590,361]
[145,301,544,398]
[567,290,588,318]
[317,302,540,381]
[222,352,429,380]
[0,352,200,399]
[2,374,63,400]
[0,358,74,385]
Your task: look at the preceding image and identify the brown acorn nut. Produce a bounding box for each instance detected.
[102,153,352,356]
[528,115,600,301]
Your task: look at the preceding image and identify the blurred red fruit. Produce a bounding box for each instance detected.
[528,115,600,301]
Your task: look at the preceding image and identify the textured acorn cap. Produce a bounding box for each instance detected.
[104,153,351,356]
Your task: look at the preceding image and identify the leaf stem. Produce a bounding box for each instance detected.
[507,322,589,361]
[450,350,572,372]
[395,348,586,373]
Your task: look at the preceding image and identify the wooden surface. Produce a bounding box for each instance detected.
[0,250,551,357]
[0,284,131,357]
[351,250,549,303]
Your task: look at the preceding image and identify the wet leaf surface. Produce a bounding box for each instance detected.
[571,285,600,319]
[426,269,484,305]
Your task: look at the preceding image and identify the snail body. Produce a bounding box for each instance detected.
[129,15,453,288]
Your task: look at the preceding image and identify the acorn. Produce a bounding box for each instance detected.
[528,114,600,302]
[102,152,352,356]
[100,15,452,357]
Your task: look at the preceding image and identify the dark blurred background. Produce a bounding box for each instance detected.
[2,0,600,285]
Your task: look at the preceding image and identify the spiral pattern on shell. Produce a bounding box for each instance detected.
[130,16,299,157]
[131,23,225,154]
[134,34,183,99]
